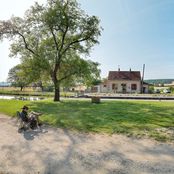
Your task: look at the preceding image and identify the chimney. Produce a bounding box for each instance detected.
[118,65,120,71]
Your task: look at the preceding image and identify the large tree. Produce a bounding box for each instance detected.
[0,0,102,101]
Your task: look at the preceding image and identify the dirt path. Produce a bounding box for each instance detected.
[0,114,174,174]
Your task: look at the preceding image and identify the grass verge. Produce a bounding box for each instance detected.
[0,99,174,142]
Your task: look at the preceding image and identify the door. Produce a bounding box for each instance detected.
[121,83,127,93]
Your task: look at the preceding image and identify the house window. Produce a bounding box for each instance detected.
[112,84,117,90]
[131,84,137,90]
[103,84,107,88]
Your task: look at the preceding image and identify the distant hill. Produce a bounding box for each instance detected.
[144,79,174,85]
[0,82,11,87]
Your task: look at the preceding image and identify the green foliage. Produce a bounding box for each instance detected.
[148,86,154,94]
[169,87,174,93]
[7,64,30,91]
[58,56,100,87]
[91,79,102,85]
[1,99,174,141]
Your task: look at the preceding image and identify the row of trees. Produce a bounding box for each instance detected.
[7,64,45,91]
[0,0,102,101]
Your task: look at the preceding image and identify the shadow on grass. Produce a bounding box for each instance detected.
[29,100,174,141]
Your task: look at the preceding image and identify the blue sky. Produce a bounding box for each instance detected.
[1,0,174,81]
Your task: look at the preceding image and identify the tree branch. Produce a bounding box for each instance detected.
[16,31,38,56]
[58,1,69,60]
[49,26,59,64]
[58,70,78,82]
[59,24,69,55]
[61,35,91,56]
[50,27,59,52]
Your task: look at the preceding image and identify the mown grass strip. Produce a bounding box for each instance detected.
[0,99,174,141]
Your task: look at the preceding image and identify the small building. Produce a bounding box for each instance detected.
[142,82,149,93]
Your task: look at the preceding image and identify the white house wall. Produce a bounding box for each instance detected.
[100,85,108,93]
[100,80,141,93]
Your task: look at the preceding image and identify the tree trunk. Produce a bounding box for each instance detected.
[41,85,44,92]
[52,75,60,101]
[20,86,23,91]
[52,66,60,102]
[54,84,60,101]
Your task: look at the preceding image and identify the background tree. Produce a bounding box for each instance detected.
[91,79,102,86]
[7,64,30,91]
[0,0,102,101]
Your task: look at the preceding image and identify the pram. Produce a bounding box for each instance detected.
[17,111,42,132]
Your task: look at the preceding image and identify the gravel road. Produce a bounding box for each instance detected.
[0,114,174,174]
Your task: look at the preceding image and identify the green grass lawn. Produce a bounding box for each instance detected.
[0,99,174,141]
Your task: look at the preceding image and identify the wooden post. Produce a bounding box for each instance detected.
[141,64,145,93]
[91,96,101,103]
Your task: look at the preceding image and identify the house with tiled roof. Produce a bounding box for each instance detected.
[93,69,148,93]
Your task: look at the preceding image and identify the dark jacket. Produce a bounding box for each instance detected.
[20,111,28,123]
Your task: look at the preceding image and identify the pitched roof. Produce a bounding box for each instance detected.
[108,71,141,81]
